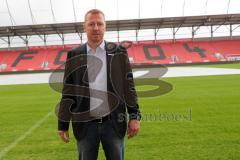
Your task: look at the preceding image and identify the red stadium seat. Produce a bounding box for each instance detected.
[0,39,239,73]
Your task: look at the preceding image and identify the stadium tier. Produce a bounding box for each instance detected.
[0,39,240,73]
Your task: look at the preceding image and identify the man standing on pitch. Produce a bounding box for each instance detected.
[57,9,141,160]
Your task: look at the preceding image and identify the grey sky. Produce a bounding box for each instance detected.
[1,0,240,26]
[0,0,240,47]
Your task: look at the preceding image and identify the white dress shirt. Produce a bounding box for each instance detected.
[87,41,110,117]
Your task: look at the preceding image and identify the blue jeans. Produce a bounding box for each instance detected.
[77,120,124,160]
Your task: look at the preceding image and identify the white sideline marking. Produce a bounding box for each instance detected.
[133,70,149,78]
[0,73,51,85]
[162,67,240,78]
[0,67,240,85]
[0,111,53,159]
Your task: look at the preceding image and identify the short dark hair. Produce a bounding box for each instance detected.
[84,9,105,22]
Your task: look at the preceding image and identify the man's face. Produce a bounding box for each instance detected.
[84,13,106,44]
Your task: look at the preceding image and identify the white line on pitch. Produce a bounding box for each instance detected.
[0,111,53,159]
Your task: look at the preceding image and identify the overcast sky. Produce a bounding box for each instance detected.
[1,0,240,26]
[0,0,240,47]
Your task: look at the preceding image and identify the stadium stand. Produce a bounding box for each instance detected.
[0,39,240,73]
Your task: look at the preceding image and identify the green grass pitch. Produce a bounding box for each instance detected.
[0,74,240,160]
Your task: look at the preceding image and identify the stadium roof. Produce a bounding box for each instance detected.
[1,0,240,48]
[1,14,240,37]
